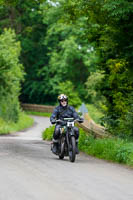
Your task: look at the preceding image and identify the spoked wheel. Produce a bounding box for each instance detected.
[69,136,76,162]
[59,137,65,160]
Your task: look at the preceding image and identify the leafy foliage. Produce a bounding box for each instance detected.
[58,81,81,107]
[42,125,133,166]
[85,71,105,103]
[40,1,96,102]
[42,125,54,141]
[59,0,133,136]
[0,0,133,137]
[0,28,24,122]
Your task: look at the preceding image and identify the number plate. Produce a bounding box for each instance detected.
[67,122,74,127]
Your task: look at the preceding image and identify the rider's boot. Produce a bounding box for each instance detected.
[52,139,58,154]
[76,140,79,154]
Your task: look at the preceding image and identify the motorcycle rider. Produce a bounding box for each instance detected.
[50,94,83,154]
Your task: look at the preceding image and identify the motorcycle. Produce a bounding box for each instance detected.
[51,117,83,162]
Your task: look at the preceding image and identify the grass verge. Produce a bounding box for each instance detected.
[42,126,133,167]
[42,125,54,141]
[0,112,34,135]
[26,111,51,117]
[86,104,104,124]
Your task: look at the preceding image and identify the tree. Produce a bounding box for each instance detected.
[58,81,81,107]
[0,0,51,104]
[0,28,24,122]
[40,1,98,101]
[56,0,133,136]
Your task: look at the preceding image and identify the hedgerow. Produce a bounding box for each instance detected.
[42,126,133,166]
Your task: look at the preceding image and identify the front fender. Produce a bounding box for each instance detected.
[69,129,75,136]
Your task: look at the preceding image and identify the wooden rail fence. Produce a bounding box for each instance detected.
[21,103,109,138]
[21,103,55,113]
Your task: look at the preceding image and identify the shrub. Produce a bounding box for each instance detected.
[0,28,24,122]
[42,125,54,140]
[42,125,133,166]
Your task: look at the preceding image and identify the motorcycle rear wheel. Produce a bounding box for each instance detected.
[69,136,76,162]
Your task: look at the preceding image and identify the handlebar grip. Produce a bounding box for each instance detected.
[76,118,84,123]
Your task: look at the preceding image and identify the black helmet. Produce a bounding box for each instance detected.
[58,94,68,102]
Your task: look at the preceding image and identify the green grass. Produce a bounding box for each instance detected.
[42,125,133,167]
[86,104,104,124]
[26,111,51,117]
[0,112,34,134]
[42,125,54,140]
[79,128,133,166]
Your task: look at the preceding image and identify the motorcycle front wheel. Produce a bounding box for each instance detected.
[69,136,76,162]
[59,137,65,160]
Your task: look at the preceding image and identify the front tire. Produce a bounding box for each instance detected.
[59,138,65,160]
[69,136,76,162]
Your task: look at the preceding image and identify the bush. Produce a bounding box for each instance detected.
[86,104,104,124]
[102,101,133,138]
[118,96,133,137]
[101,60,133,138]
[79,131,133,166]
[42,125,133,166]
[42,125,54,140]
[0,28,24,122]
[85,71,105,104]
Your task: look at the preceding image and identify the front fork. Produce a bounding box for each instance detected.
[66,127,75,151]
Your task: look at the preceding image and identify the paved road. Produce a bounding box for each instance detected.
[0,116,133,200]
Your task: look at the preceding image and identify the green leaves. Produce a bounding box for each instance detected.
[57,0,133,136]
[58,81,82,107]
[102,0,133,19]
[0,29,24,122]
[0,0,133,137]
[85,71,105,103]
[38,1,94,102]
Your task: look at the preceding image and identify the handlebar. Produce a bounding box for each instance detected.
[55,118,84,124]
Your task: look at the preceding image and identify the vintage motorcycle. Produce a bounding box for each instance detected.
[51,117,83,162]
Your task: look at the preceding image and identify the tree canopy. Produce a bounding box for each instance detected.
[0,29,24,122]
[0,0,133,136]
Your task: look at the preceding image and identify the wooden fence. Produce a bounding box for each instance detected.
[21,103,55,113]
[21,103,109,138]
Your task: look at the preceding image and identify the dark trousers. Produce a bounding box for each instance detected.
[53,125,79,141]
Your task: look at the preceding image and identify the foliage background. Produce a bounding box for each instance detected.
[42,125,133,166]
[0,28,24,123]
[0,0,133,137]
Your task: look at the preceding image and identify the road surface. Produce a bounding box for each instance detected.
[0,116,133,200]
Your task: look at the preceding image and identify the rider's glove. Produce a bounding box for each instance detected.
[57,119,66,126]
[76,117,84,123]
[51,119,56,124]
[60,121,67,126]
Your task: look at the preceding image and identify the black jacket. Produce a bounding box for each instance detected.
[50,105,79,123]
